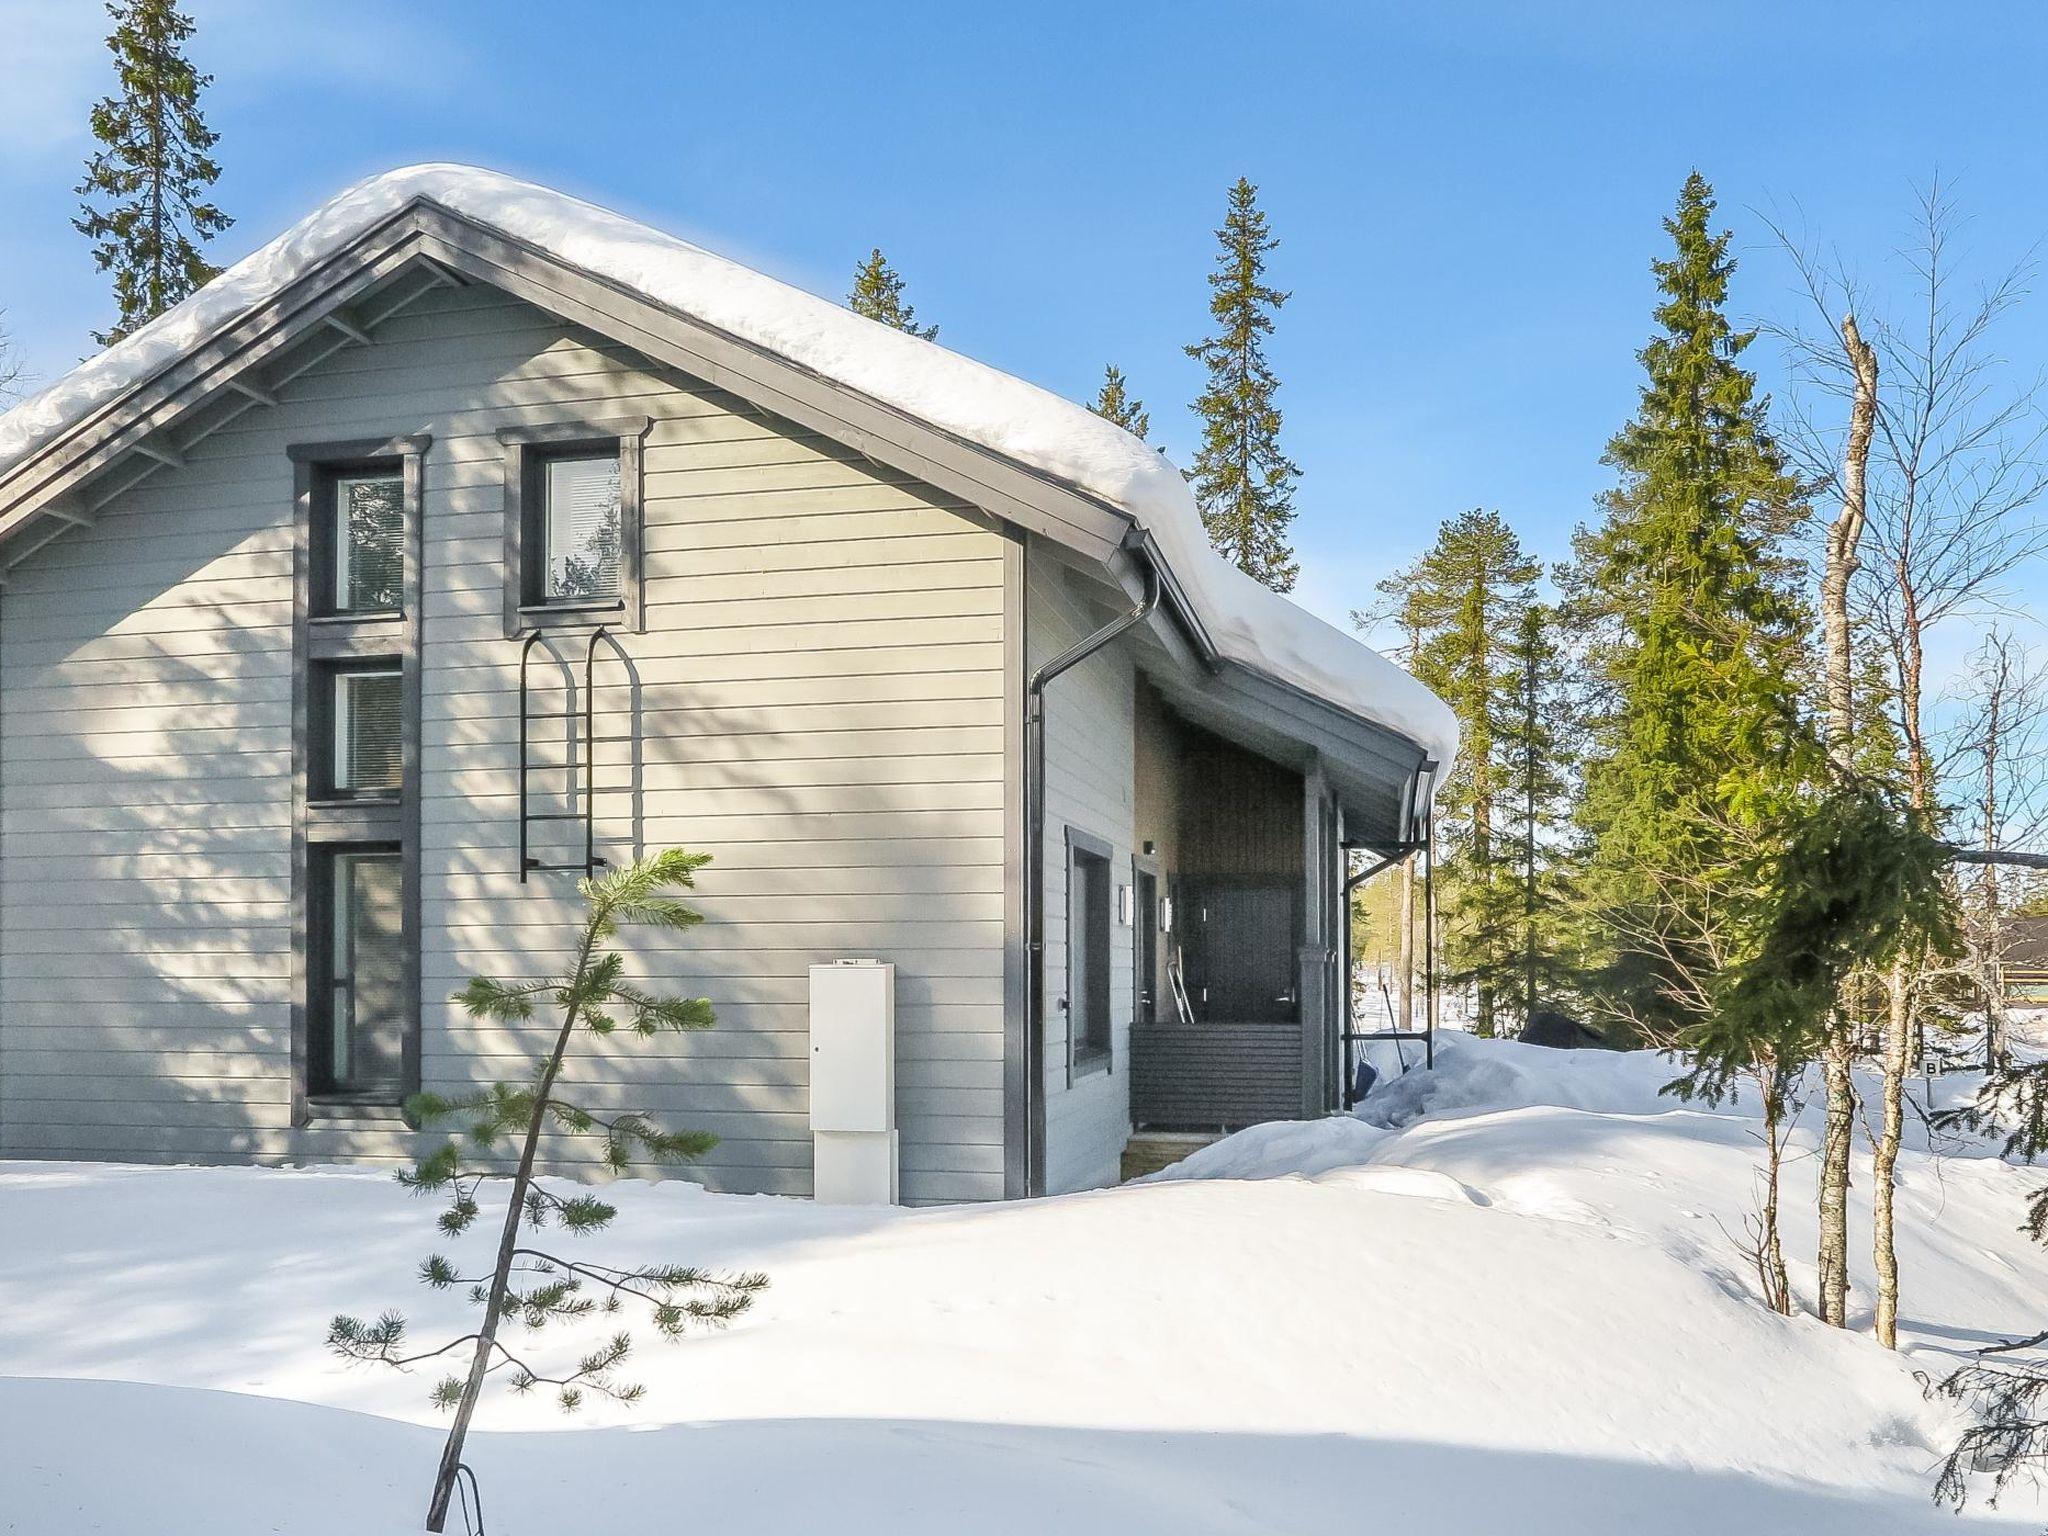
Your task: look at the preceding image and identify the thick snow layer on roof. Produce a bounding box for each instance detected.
[0,164,1456,769]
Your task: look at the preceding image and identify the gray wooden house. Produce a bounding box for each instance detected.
[0,167,1455,1202]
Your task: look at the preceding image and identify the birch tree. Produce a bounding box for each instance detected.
[1771,180,2048,1345]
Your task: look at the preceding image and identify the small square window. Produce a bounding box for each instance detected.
[500,418,645,636]
[325,470,404,614]
[318,664,402,797]
[541,452,622,603]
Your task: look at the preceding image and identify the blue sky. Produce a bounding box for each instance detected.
[5,0,2047,660]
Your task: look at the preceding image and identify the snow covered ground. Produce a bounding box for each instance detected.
[5,1033,2047,1534]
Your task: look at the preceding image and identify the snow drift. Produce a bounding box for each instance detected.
[0,164,1457,769]
[5,1032,2046,1532]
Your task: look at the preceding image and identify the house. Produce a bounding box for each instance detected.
[0,167,1456,1203]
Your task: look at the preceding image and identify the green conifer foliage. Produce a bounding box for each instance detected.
[328,850,766,1532]
[848,248,938,338]
[1091,364,1151,440]
[1373,509,1543,1033]
[1186,177,1300,591]
[73,0,231,346]
[1566,172,1811,1038]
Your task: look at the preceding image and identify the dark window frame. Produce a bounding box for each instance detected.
[309,460,407,619]
[1065,825,1115,1080]
[309,657,405,803]
[499,416,650,637]
[306,842,406,1101]
[289,434,429,1118]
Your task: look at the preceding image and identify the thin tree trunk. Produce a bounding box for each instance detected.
[1873,966,1913,1347]
[1760,1066,1793,1315]
[1822,315,1879,772]
[1816,316,1877,1333]
[426,920,601,1532]
[1818,1029,1857,1328]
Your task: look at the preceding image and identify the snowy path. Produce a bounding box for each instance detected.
[3,1035,2043,1533]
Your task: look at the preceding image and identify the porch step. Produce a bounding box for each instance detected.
[1120,1132,1222,1183]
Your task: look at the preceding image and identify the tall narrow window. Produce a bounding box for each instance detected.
[542,452,622,602]
[314,848,406,1098]
[1068,832,1114,1072]
[319,664,402,797]
[327,470,404,613]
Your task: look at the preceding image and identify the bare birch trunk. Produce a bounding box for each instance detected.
[1873,968,1913,1347]
[1823,315,1878,771]
[1818,1029,1857,1328]
[1760,1067,1793,1316]
[1817,316,1878,1332]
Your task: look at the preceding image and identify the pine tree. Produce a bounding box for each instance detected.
[1373,509,1541,1034]
[848,248,937,338]
[1091,364,1150,439]
[1565,171,1811,1040]
[328,850,767,1532]
[73,0,231,346]
[1186,177,1300,592]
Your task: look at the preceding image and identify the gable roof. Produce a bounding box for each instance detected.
[0,164,1457,777]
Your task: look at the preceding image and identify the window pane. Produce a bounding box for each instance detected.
[329,851,404,1093]
[543,454,622,601]
[332,669,402,793]
[334,474,403,611]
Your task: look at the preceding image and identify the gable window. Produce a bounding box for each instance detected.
[499,417,648,635]
[315,662,403,798]
[1067,828,1114,1076]
[323,469,405,614]
[541,451,623,601]
[310,846,406,1099]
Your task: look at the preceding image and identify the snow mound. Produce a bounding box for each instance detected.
[6,1033,2046,1532]
[0,164,1457,769]
[1354,1030,1684,1128]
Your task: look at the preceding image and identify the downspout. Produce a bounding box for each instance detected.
[1024,547,1160,1197]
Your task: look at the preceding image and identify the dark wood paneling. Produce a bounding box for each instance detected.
[1130,1021,1304,1129]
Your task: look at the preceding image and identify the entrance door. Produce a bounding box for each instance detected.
[1186,881,1299,1023]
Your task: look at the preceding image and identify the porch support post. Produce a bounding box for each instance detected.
[1299,756,1332,1118]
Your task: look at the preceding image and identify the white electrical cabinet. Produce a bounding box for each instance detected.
[809,959,897,1204]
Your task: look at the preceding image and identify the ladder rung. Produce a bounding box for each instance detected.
[524,859,611,872]
[522,813,586,822]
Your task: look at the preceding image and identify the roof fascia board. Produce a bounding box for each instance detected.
[0,210,432,537]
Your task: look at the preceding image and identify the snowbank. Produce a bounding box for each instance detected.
[5,1033,2046,1532]
[0,165,1457,769]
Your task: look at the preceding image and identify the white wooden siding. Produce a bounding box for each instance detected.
[0,283,1009,1202]
[1029,552,1137,1194]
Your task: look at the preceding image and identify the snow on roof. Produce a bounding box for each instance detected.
[0,164,1456,771]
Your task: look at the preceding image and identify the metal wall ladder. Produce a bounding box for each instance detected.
[517,625,629,881]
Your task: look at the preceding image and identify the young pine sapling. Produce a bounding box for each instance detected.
[328,848,768,1533]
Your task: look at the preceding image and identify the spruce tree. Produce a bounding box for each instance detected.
[1373,509,1541,1034]
[848,248,937,338]
[1500,601,1577,1026]
[1186,177,1300,592]
[1565,172,1810,1040]
[1091,364,1150,439]
[73,0,231,346]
